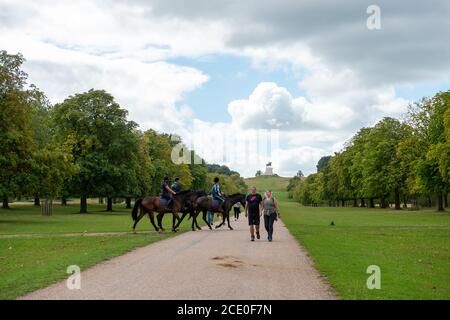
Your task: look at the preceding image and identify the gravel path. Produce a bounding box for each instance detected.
[20,218,337,300]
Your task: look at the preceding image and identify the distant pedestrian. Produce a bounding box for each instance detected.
[245,186,263,241]
[207,211,214,226]
[262,190,281,242]
[233,202,241,221]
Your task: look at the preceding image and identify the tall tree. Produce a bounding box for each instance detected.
[0,51,34,208]
[52,89,140,213]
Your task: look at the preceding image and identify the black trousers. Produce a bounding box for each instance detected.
[264,213,277,237]
[233,207,240,219]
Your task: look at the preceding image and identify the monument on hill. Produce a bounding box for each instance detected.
[264,162,274,176]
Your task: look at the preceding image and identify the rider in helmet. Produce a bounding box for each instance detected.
[171,177,182,193]
[161,176,176,209]
[211,176,225,208]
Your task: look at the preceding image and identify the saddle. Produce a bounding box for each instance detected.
[159,197,169,206]
[211,199,222,211]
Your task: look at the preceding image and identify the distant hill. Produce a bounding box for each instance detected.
[244,175,291,192]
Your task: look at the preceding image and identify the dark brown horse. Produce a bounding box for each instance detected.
[131,190,194,232]
[195,193,246,230]
[172,190,207,231]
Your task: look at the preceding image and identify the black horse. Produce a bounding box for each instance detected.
[172,190,207,231]
[194,193,246,230]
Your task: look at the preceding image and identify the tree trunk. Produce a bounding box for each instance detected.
[126,197,132,209]
[403,197,408,208]
[437,192,444,211]
[353,198,358,207]
[41,199,53,216]
[444,193,448,208]
[61,198,67,206]
[394,188,401,210]
[369,198,375,208]
[360,198,365,207]
[99,197,104,204]
[107,197,113,212]
[80,196,88,213]
[380,196,387,208]
[2,197,9,209]
[34,196,40,206]
[341,199,345,207]
[427,196,432,208]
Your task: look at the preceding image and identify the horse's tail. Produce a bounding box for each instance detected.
[131,198,142,221]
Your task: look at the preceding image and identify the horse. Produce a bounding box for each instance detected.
[194,193,246,230]
[172,190,208,231]
[131,190,194,233]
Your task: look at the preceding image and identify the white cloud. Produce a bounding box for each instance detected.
[0,0,441,178]
[228,82,307,130]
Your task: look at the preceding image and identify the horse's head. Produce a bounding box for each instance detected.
[228,193,246,206]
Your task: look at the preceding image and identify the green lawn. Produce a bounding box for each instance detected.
[246,176,450,300]
[0,203,195,299]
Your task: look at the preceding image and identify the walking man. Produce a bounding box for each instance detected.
[245,186,263,241]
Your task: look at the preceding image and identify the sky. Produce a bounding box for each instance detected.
[1,0,450,177]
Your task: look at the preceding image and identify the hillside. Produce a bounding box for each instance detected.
[244,175,291,192]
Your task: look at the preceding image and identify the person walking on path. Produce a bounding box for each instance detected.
[233,202,241,221]
[245,186,263,241]
[207,211,214,226]
[262,190,281,242]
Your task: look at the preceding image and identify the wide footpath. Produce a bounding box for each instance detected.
[21,217,336,300]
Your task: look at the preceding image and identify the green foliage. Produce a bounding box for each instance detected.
[0,51,35,200]
[51,89,141,206]
[316,156,331,172]
[206,173,247,194]
[290,91,450,211]
[207,164,239,176]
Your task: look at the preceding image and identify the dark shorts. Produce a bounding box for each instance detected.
[248,212,260,226]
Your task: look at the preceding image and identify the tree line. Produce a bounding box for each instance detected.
[0,50,247,213]
[288,91,449,211]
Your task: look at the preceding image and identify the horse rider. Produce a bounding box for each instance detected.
[161,176,177,209]
[211,176,226,209]
[171,177,182,193]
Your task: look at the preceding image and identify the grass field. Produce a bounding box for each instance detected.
[0,203,196,299]
[246,176,450,300]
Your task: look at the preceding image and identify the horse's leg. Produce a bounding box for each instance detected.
[132,210,146,233]
[172,213,179,232]
[174,212,188,230]
[148,212,159,232]
[201,209,212,230]
[194,210,202,231]
[215,211,225,229]
[226,211,233,230]
[191,210,196,231]
[157,213,165,232]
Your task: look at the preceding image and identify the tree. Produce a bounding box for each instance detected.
[408,92,450,211]
[145,130,193,195]
[52,89,140,213]
[0,51,34,208]
[255,170,262,177]
[316,156,331,172]
[361,118,410,209]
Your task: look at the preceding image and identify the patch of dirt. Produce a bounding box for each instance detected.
[211,256,244,268]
